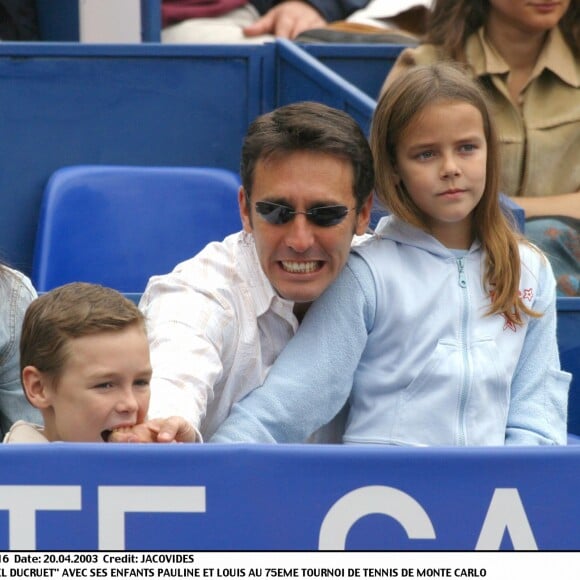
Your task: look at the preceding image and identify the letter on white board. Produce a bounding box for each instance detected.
[319,485,436,550]
[476,488,537,550]
[0,485,81,550]
[98,486,206,549]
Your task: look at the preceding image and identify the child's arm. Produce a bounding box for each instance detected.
[505,259,571,445]
[210,255,376,443]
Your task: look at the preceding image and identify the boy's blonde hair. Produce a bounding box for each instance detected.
[20,282,145,383]
[371,62,539,325]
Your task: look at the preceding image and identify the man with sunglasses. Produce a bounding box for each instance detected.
[123,102,374,444]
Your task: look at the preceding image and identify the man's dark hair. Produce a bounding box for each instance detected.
[241,101,374,211]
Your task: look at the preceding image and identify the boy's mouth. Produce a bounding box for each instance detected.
[101,429,112,442]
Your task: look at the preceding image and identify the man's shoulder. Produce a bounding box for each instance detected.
[157,230,253,282]
[140,230,263,308]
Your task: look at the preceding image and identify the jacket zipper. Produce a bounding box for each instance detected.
[457,257,470,445]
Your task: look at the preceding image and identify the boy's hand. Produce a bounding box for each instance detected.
[105,417,201,443]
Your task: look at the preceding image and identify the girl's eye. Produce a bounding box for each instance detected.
[460,143,477,153]
[416,151,434,160]
[95,382,114,390]
[134,379,150,388]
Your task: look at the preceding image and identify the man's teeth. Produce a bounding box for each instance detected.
[281,261,320,273]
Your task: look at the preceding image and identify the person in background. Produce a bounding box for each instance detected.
[161,0,370,43]
[211,63,570,447]
[293,1,429,44]
[0,260,41,438]
[381,0,579,296]
[111,102,374,444]
[4,282,197,443]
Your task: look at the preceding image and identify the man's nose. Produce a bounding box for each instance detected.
[285,215,315,253]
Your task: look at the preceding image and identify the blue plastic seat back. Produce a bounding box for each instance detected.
[558,297,580,435]
[32,165,241,293]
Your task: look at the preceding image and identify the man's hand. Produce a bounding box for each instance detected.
[106,417,201,443]
[244,1,326,40]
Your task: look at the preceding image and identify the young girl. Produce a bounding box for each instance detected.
[210,62,570,447]
[382,0,579,296]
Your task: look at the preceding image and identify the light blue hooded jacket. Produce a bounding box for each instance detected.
[211,216,570,446]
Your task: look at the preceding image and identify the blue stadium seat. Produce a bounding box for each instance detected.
[558,297,580,435]
[32,165,241,293]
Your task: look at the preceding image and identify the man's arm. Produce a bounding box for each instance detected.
[131,274,236,441]
[246,1,370,39]
[211,255,375,443]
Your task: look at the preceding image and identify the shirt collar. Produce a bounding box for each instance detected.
[534,26,579,87]
[236,231,296,321]
[468,26,579,88]
[468,27,509,76]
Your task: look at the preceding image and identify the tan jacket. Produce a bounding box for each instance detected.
[383,27,580,200]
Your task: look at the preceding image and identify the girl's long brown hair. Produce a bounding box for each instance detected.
[426,0,579,61]
[371,62,540,325]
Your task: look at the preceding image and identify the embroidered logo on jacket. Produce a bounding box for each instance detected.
[490,288,534,332]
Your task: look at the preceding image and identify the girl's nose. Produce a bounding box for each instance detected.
[440,154,461,179]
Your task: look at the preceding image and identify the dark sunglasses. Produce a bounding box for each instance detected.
[254,200,355,227]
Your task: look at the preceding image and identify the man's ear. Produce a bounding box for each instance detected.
[238,186,253,233]
[21,366,53,410]
[355,192,375,236]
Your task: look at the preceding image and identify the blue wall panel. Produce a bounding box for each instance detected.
[0,444,579,550]
[0,40,378,275]
[0,44,269,274]
[299,43,406,101]
[275,40,376,136]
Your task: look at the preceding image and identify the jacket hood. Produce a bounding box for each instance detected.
[374,215,481,258]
